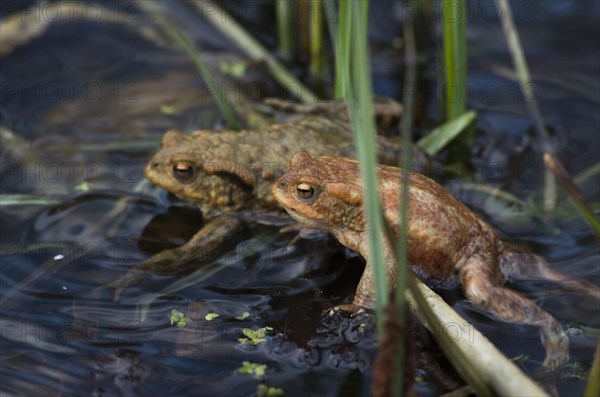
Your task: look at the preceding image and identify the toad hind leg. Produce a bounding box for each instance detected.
[459,256,569,370]
[499,247,600,300]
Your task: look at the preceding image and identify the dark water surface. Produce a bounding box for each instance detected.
[1,1,599,396]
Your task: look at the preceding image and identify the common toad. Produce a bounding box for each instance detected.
[107,100,425,299]
[272,152,600,369]
[144,102,412,215]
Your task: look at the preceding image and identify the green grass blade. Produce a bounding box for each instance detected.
[135,1,241,129]
[310,0,326,94]
[585,339,600,397]
[574,163,600,185]
[442,0,467,121]
[339,0,388,331]
[174,31,241,129]
[335,1,351,99]
[390,19,420,397]
[351,0,389,326]
[416,110,476,156]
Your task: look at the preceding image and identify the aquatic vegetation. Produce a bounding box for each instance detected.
[170,309,191,328]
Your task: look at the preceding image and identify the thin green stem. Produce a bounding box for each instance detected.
[276,0,294,62]
[390,19,419,397]
[336,1,351,99]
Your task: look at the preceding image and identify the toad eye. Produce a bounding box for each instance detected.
[172,161,195,182]
[296,182,316,200]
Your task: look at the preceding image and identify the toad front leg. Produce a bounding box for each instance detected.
[332,231,397,314]
[104,214,245,301]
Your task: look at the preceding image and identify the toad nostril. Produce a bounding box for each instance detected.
[278,182,286,189]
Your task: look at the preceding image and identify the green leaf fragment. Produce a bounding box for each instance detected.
[160,104,176,115]
[235,311,250,320]
[74,181,90,192]
[205,312,220,321]
[219,60,248,77]
[257,384,284,397]
[237,361,267,377]
[170,309,191,328]
[238,327,272,345]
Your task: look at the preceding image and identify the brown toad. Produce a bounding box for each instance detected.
[144,101,414,215]
[106,100,427,299]
[272,152,600,369]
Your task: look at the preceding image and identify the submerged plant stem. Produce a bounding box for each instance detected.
[544,154,600,244]
[135,0,241,129]
[187,0,317,103]
[276,0,294,61]
[494,0,558,214]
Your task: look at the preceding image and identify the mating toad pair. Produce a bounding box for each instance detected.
[119,102,599,370]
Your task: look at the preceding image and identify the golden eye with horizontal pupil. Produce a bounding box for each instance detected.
[172,161,195,182]
[296,183,315,200]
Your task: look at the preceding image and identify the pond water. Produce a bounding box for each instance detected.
[1,1,598,396]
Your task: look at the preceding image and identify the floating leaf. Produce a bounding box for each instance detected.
[74,181,90,192]
[169,309,191,328]
[160,104,176,115]
[257,384,284,397]
[235,311,250,320]
[238,327,272,345]
[205,312,220,321]
[238,361,267,377]
[219,60,248,77]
